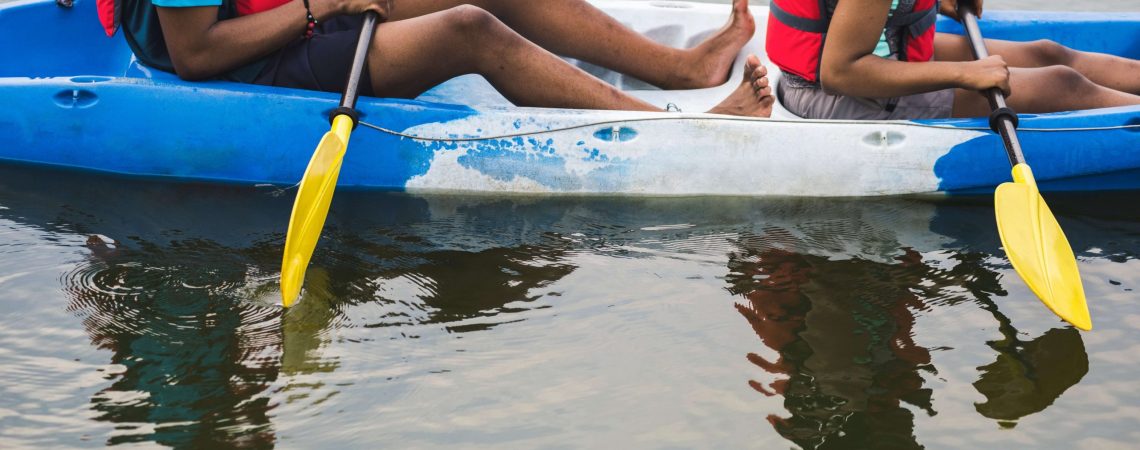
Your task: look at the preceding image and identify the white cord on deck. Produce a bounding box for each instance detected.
[358,115,1140,143]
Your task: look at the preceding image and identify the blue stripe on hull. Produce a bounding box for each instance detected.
[932,109,1140,193]
[0,78,476,189]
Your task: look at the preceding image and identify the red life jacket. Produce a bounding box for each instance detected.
[97,0,118,36]
[97,0,288,37]
[765,0,939,84]
[235,0,290,16]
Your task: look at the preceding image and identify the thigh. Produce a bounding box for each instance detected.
[366,9,489,98]
[934,33,1049,67]
[388,0,498,21]
[255,10,486,98]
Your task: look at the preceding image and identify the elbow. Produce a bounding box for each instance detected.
[173,68,209,82]
[818,63,855,97]
[169,52,215,81]
[171,62,211,81]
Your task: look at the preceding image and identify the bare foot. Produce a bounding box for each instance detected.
[674,0,756,89]
[707,55,774,117]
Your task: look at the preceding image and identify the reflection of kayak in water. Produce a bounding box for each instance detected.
[0,164,1136,260]
[0,165,1126,447]
[3,0,1140,195]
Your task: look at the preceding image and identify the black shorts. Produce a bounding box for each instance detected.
[251,15,375,96]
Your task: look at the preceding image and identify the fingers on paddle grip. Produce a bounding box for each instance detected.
[955,0,981,15]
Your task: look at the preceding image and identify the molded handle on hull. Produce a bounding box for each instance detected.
[862,130,907,148]
[53,89,98,108]
[594,126,639,142]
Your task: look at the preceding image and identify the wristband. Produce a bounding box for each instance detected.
[303,0,318,39]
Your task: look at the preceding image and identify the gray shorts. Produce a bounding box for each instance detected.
[778,79,955,120]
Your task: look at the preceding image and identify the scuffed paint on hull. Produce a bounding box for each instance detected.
[402,110,986,196]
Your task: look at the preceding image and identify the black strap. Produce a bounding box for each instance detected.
[886,6,934,27]
[773,1,936,39]
[989,107,1019,133]
[887,6,938,37]
[890,5,937,62]
[884,97,899,113]
[329,107,360,130]
[769,1,829,34]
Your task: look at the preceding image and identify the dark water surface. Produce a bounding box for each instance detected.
[1,165,1138,448]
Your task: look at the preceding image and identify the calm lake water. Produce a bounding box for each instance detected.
[3,0,1140,449]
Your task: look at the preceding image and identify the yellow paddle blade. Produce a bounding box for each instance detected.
[281,116,355,307]
[995,164,1091,330]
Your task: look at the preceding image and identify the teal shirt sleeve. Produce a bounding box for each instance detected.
[873,0,901,58]
[152,0,223,7]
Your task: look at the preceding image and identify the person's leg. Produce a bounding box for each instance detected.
[387,0,756,90]
[935,33,1140,95]
[951,65,1140,117]
[365,6,773,116]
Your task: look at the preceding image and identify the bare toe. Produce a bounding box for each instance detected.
[754,76,769,92]
[706,54,774,118]
[746,54,761,71]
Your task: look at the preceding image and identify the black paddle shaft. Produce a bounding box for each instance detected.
[332,11,380,124]
[959,4,1026,167]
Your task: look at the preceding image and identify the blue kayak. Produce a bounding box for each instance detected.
[2,0,1138,196]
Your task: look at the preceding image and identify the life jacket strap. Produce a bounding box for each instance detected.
[768,1,829,34]
[886,6,938,37]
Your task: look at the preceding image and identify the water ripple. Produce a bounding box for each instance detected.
[1,163,1137,448]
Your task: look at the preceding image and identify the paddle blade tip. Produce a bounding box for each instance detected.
[1070,314,1093,332]
[1030,285,1089,330]
[280,265,303,308]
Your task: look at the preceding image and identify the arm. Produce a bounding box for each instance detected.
[818,0,1008,98]
[156,0,389,80]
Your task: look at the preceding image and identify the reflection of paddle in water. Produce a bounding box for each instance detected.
[961,252,1089,428]
[280,267,341,376]
[974,326,1088,428]
[730,241,1091,447]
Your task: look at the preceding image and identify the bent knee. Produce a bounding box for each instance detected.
[1026,39,1072,66]
[444,5,499,33]
[1040,65,1095,94]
